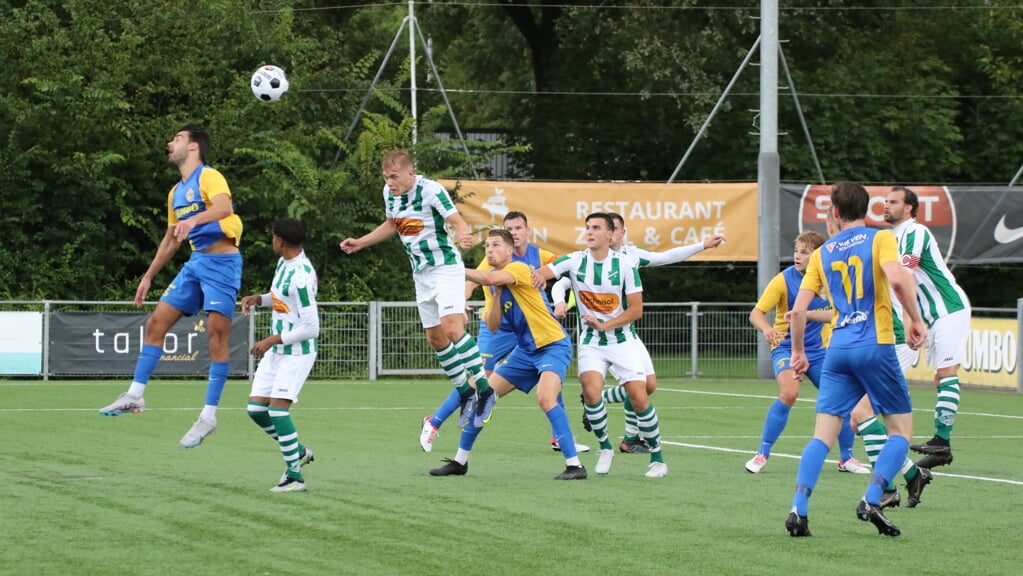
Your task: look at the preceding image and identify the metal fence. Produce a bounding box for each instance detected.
[0,300,759,380]
[4,300,1017,386]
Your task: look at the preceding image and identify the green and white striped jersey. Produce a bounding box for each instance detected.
[384,175,462,272]
[263,251,319,356]
[548,249,643,346]
[891,219,970,327]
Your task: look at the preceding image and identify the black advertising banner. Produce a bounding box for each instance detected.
[49,312,249,376]
[781,185,1023,264]
[946,187,1023,264]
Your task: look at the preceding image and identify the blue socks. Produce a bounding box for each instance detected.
[792,438,829,516]
[865,435,909,504]
[430,388,462,429]
[758,399,791,457]
[204,361,229,406]
[132,344,162,385]
[546,404,577,458]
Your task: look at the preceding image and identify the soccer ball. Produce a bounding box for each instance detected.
[250,65,289,102]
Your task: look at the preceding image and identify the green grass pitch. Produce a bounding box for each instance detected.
[2,378,1020,576]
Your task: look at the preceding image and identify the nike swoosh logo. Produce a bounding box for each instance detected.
[994,215,1023,244]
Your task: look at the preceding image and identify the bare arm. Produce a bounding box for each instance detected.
[749,308,783,347]
[339,220,397,254]
[483,286,504,332]
[445,211,474,249]
[531,264,555,289]
[583,292,643,332]
[134,227,183,307]
[788,289,815,356]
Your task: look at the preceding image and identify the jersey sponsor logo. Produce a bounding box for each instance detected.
[837,310,869,328]
[993,215,1023,244]
[578,291,620,314]
[394,218,425,236]
[174,203,200,218]
[271,295,291,313]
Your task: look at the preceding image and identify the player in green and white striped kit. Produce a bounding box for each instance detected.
[241,218,319,492]
[533,212,668,478]
[551,212,725,454]
[340,150,496,429]
[885,186,971,468]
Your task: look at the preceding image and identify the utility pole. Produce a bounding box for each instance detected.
[756,0,780,379]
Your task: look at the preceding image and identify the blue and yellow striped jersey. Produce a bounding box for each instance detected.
[167,165,242,251]
[801,226,899,348]
[754,265,831,350]
[487,261,568,352]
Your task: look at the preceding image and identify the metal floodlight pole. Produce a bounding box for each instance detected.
[779,44,825,184]
[413,17,479,178]
[667,36,761,183]
[756,0,780,380]
[332,16,410,167]
[408,0,418,146]
[332,1,475,175]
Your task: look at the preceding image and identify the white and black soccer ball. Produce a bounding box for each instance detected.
[250,65,289,102]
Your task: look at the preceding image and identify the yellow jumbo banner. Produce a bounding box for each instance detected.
[438,180,758,260]
[904,317,1019,390]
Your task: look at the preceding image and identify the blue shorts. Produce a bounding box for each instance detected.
[494,339,573,393]
[477,322,517,371]
[771,345,827,388]
[161,252,242,318]
[816,345,912,417]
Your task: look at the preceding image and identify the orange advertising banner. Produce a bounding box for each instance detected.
[438,180,759,260]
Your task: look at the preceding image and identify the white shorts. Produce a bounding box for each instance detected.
[413,264,467,329]
[895,343,919,372]
[578,340,647,384]
[250,353,317,403]
[927,308,971,369]
[608,337,655,380]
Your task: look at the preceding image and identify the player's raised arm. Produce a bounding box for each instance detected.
[339,219,397,254]
[444,211,475,249]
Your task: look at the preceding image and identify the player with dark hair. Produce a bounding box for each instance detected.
[884,185,971,468]
[534,213,668,478]
[746,231,868,475]
[241,218,319,492]
[785,182,926,537]
[419,211,589,454]
[551,212,724,454]
[100,124,243,450]
[429,229,586,479]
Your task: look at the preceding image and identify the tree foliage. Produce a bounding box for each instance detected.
[0,0,1019,306]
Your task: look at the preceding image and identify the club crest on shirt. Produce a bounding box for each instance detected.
[185,188,195,203]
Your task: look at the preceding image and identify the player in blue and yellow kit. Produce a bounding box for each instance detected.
[745,231,868,475]
[418,212,560,450]
[785,182,927,538]
[428,229,587,480]
[99,124,243,450]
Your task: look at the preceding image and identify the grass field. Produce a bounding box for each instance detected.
[3,378,1021,576]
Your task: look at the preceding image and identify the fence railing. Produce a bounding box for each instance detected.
[0,300,759,380]
[3,300,1018,389]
